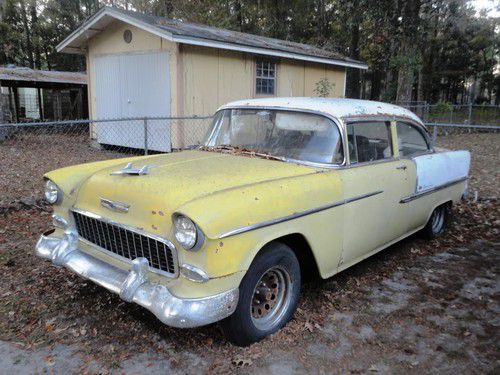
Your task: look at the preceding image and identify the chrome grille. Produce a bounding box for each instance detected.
[72,210,177,276]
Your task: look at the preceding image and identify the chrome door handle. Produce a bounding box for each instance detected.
[396,165,407,170]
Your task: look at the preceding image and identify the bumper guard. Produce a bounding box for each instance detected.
[35,229,238,328]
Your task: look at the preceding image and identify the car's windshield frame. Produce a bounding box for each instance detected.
[203,107,347,168]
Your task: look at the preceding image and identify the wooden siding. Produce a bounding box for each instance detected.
[181,45,346,117]
[87,20,178,119]
[85,20,347,148]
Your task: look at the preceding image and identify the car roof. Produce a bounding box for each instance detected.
[218,97,423,125]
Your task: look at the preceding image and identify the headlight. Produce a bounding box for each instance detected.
[173,214,198,249]
[44,180,62,204]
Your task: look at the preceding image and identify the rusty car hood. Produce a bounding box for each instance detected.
[71,150,317,230]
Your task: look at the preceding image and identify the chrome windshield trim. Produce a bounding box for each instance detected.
[399,177,468,204]
[70,208,179,278]
[219,190,383,239]
[203,106,347,168]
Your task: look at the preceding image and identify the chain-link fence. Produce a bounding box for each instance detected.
[426,122,499,143]
[402,103,500,126]
[0,113,498,211]
[0,116,212,208]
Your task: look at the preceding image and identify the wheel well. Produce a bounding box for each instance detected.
[426,200,453,225]
[272,233,321,281]
[436,200,453,213]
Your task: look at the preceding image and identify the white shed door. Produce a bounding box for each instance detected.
[94,51,171,151]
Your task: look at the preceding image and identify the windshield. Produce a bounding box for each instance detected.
[203,109,344,164]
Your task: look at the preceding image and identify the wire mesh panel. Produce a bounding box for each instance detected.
[402,104,500,126]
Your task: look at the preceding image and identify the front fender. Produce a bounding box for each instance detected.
[178,170,344,278]
[178,170,342,240]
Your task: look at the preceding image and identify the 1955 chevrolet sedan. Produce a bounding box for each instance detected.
[36,98,470,346]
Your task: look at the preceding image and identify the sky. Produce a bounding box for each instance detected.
[472,0,500,17]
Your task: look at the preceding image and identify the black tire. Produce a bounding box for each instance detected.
[422,204,450,239]
[220,242,301,346]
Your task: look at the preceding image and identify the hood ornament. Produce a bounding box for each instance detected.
[111,162,150,176]
[100,198,130,213]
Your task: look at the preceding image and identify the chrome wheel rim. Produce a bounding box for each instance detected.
[251,266,292,331]
[431,207,445,234]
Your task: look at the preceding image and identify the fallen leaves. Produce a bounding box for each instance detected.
[0,132,498,372]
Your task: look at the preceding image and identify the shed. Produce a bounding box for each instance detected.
[0,66,87,122]
[57,6,367,151]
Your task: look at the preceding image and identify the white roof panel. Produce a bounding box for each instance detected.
[219,97,423,124]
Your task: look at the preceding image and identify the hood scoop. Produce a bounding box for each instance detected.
[110,162,152,176]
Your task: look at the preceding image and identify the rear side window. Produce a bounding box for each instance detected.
[347,122,392,164]
[396,122,429,157]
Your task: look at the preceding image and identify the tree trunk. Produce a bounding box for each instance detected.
[234,0,243,31]
[370,70,382,100]
[395,0,421,103]
[163,0,174,17]
[19,0,34,68]
[383,0,403,101]
[30,1,41,69]
[395,57,415,102]
[43,45,52,70]
[346,0,361,98]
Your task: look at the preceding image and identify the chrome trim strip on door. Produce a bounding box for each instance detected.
[218,190,383,239]
[399,177,468,204]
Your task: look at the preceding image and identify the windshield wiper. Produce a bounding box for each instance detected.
[199,145,286,162]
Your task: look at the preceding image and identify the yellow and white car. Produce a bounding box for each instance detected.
[36,98,470,346]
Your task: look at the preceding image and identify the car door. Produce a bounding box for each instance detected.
[395,121,434,231]
[339,120,414,268]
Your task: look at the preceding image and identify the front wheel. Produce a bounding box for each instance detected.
[220,242,301,346]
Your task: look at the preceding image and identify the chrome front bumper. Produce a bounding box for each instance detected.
[35,229,238,328]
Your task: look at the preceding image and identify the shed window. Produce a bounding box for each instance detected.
[347,122,392,164]
[256,61,276,95]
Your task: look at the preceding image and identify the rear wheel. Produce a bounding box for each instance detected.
[422,204,449,239]
[220,242,301,346]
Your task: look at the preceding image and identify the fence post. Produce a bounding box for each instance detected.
[450,105,454,123]
[144,118,148,155]
[467,102,472,124]
[432,125,437,144]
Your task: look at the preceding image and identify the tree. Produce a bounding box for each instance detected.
[0,0,497,103]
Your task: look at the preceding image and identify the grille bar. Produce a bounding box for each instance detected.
[72,210,177,276]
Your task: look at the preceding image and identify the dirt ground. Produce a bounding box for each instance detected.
[0,132,499,374]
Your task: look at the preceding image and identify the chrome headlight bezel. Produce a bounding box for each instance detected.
[172,214,204,250]
[44,179,62,205]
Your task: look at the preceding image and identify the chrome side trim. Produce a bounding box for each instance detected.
[35,232,238,328]
[219,190,383,239]
[70,208,179,278]
[399,177,468,204]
